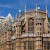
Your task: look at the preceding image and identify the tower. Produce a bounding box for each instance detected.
[44,5,48,33]
[15,16,21,50]
[11,16,21,50]
[16,16,21,38]
[35,9,43,50]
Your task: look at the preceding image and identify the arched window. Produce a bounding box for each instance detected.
[44,42,50,50]
[28,18,34,33]
[28,41,32,50]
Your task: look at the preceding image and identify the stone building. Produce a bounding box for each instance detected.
[0,5,50,50]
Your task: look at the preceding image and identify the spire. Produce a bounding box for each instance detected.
[18,10,21,16]
[36,2,40,10]
[46,5,48,13]
[36,2,38,15]
[6,13,13,20]
[46,5,48,24]
[25,4,26,12]
[16,13,20,22]
[15,13,17,21]
[24,4,27,22]
[36,2,38,11]
[8,13,12,17]
[17,17,19,22]
[36,8,41,19]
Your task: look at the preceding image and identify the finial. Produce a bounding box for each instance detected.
[25,4,26,12]
[37,7,40,10]
[15,13,20,22]
[24,4,27,22]
[46,5,48,13]
[37,7,41,19]
[19,10,21,16]
[18,17,20,22]
[36,2,38,11]
[15,13,17,20]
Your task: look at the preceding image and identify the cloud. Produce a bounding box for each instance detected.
[0,4,17,10]
[44,0,50,4]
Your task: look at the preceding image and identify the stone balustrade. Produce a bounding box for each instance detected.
[43,34,50,37]
[21,33,36,37]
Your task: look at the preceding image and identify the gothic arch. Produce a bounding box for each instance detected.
[28,18,34,33]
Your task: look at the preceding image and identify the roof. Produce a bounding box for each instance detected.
[20,9,47,18]
[0,16,5,19]
[6,13,13,20]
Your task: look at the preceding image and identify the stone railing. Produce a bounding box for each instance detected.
[11,34,16,40]
[21,33,36,37]
[11,33,50,39]
[43,34,50,37]
[11,33,36,39]
[22,33,50,37]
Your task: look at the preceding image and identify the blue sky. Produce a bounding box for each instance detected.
[0,0,50,18]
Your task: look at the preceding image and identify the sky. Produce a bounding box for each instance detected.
[0,0,50,18]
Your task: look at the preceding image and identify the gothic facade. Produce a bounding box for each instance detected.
[0,6,50,50]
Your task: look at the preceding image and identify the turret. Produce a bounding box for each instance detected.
[16,16,21,38]
[44,5,48,34]
[36,9,43,36]
[35,7,43,50]
[46,5,47,13]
